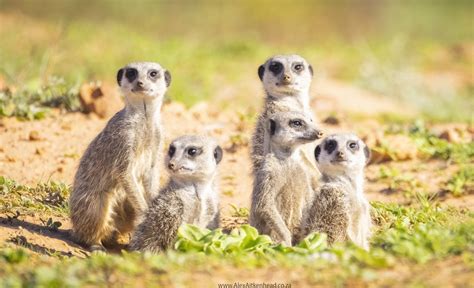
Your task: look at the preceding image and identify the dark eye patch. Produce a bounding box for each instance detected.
[268,61,283,75]
[324,139,338,154]
[125,68,138,82]
[168,145,176,158]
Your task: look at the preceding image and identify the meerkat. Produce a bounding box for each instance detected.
[69,62,171,251]
[302,133,372,249]
[249,111,322,246]
[129,135,222,253]
[251,54,320,173]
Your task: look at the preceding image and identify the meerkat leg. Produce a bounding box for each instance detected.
[255,200,292,246]
[113,198,137,236]
[143,163,160,202]
[121,173,148,223]
[71,191,115,251]
[129,196,184,252]
[206,210,220,229]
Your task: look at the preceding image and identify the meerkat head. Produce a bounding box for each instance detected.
[166,135,223,182]
[268,111,323,155]
[315,133,371,176]
[258,54,313,98]
[116,62,171,101]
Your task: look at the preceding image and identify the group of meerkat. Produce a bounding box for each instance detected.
[69,55,372,253]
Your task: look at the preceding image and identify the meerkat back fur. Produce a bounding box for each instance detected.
[130,135,223,253]
[251,54,320,173]
[250,111,322,246]
[69,62,171,250]
[303,133,372,249]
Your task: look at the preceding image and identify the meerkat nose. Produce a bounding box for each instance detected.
[137,80,144,87]
[168,162,175,170]
[316,131,324,139]
[337,151,345,158]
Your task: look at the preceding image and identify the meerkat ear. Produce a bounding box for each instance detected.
[164,70,172,87]
[364,145,371,165]
[258,65,265,81]
[269,119,277,136]
[117,68,124,86]
[214,146,223,164]
[308,64,314,76]
[314,145,321,162]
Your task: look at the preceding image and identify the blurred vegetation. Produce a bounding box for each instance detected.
[0,0,472,121]
[0,199,472,286]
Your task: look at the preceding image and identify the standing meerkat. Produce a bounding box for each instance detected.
[302,134,372,249]
[251,54,319,172]
[69,62,171,251]
[129,135,223,253]
[250,111,322,246]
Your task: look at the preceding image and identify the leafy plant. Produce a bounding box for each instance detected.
[229,204,249,218]
[445,165,474,197]
[0,176,70,215]
[409,121,474,164]
[0,77,81,120]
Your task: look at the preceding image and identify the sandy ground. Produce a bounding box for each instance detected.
[0,79,472,258]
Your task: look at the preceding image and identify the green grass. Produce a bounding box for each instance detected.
[0,76,81,120]
[445,165,474,197]
[0,176,70,216]
[0,200,472,286]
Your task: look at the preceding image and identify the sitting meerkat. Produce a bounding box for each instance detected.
[251,54,320,173]
[250,111,322,246]
[129,135,223,253]
[302,133,372,250]
[69,62,171,251]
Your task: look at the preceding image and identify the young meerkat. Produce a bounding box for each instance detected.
[69,62,171,251]
[251,54,320,172]
[250,111,322,246]
[302,133,372,250]
[129,135,223,253]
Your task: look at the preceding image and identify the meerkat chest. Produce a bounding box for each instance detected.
[180,186,218,227]
[275,162,311,224]
[196,188,218,227]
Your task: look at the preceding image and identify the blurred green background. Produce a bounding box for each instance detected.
[0,0,472,121]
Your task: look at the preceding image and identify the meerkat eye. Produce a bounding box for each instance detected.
[269,62,283,74]
[168,145,176,157]
[293,64,304,72]
[149,70,159,78]
[290,119,303,127]
[187,147,197,156]
[348,141,358,150]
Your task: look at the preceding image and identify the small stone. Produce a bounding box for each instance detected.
[439,128,462,143]
[79,82,123,118]
[323,115,340,125]
[29,130,41,141]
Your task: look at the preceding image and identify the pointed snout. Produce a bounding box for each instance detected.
[168,161,176,170]
[281,73,292,85]
[137,80,145,88]
[336,151,345,159]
